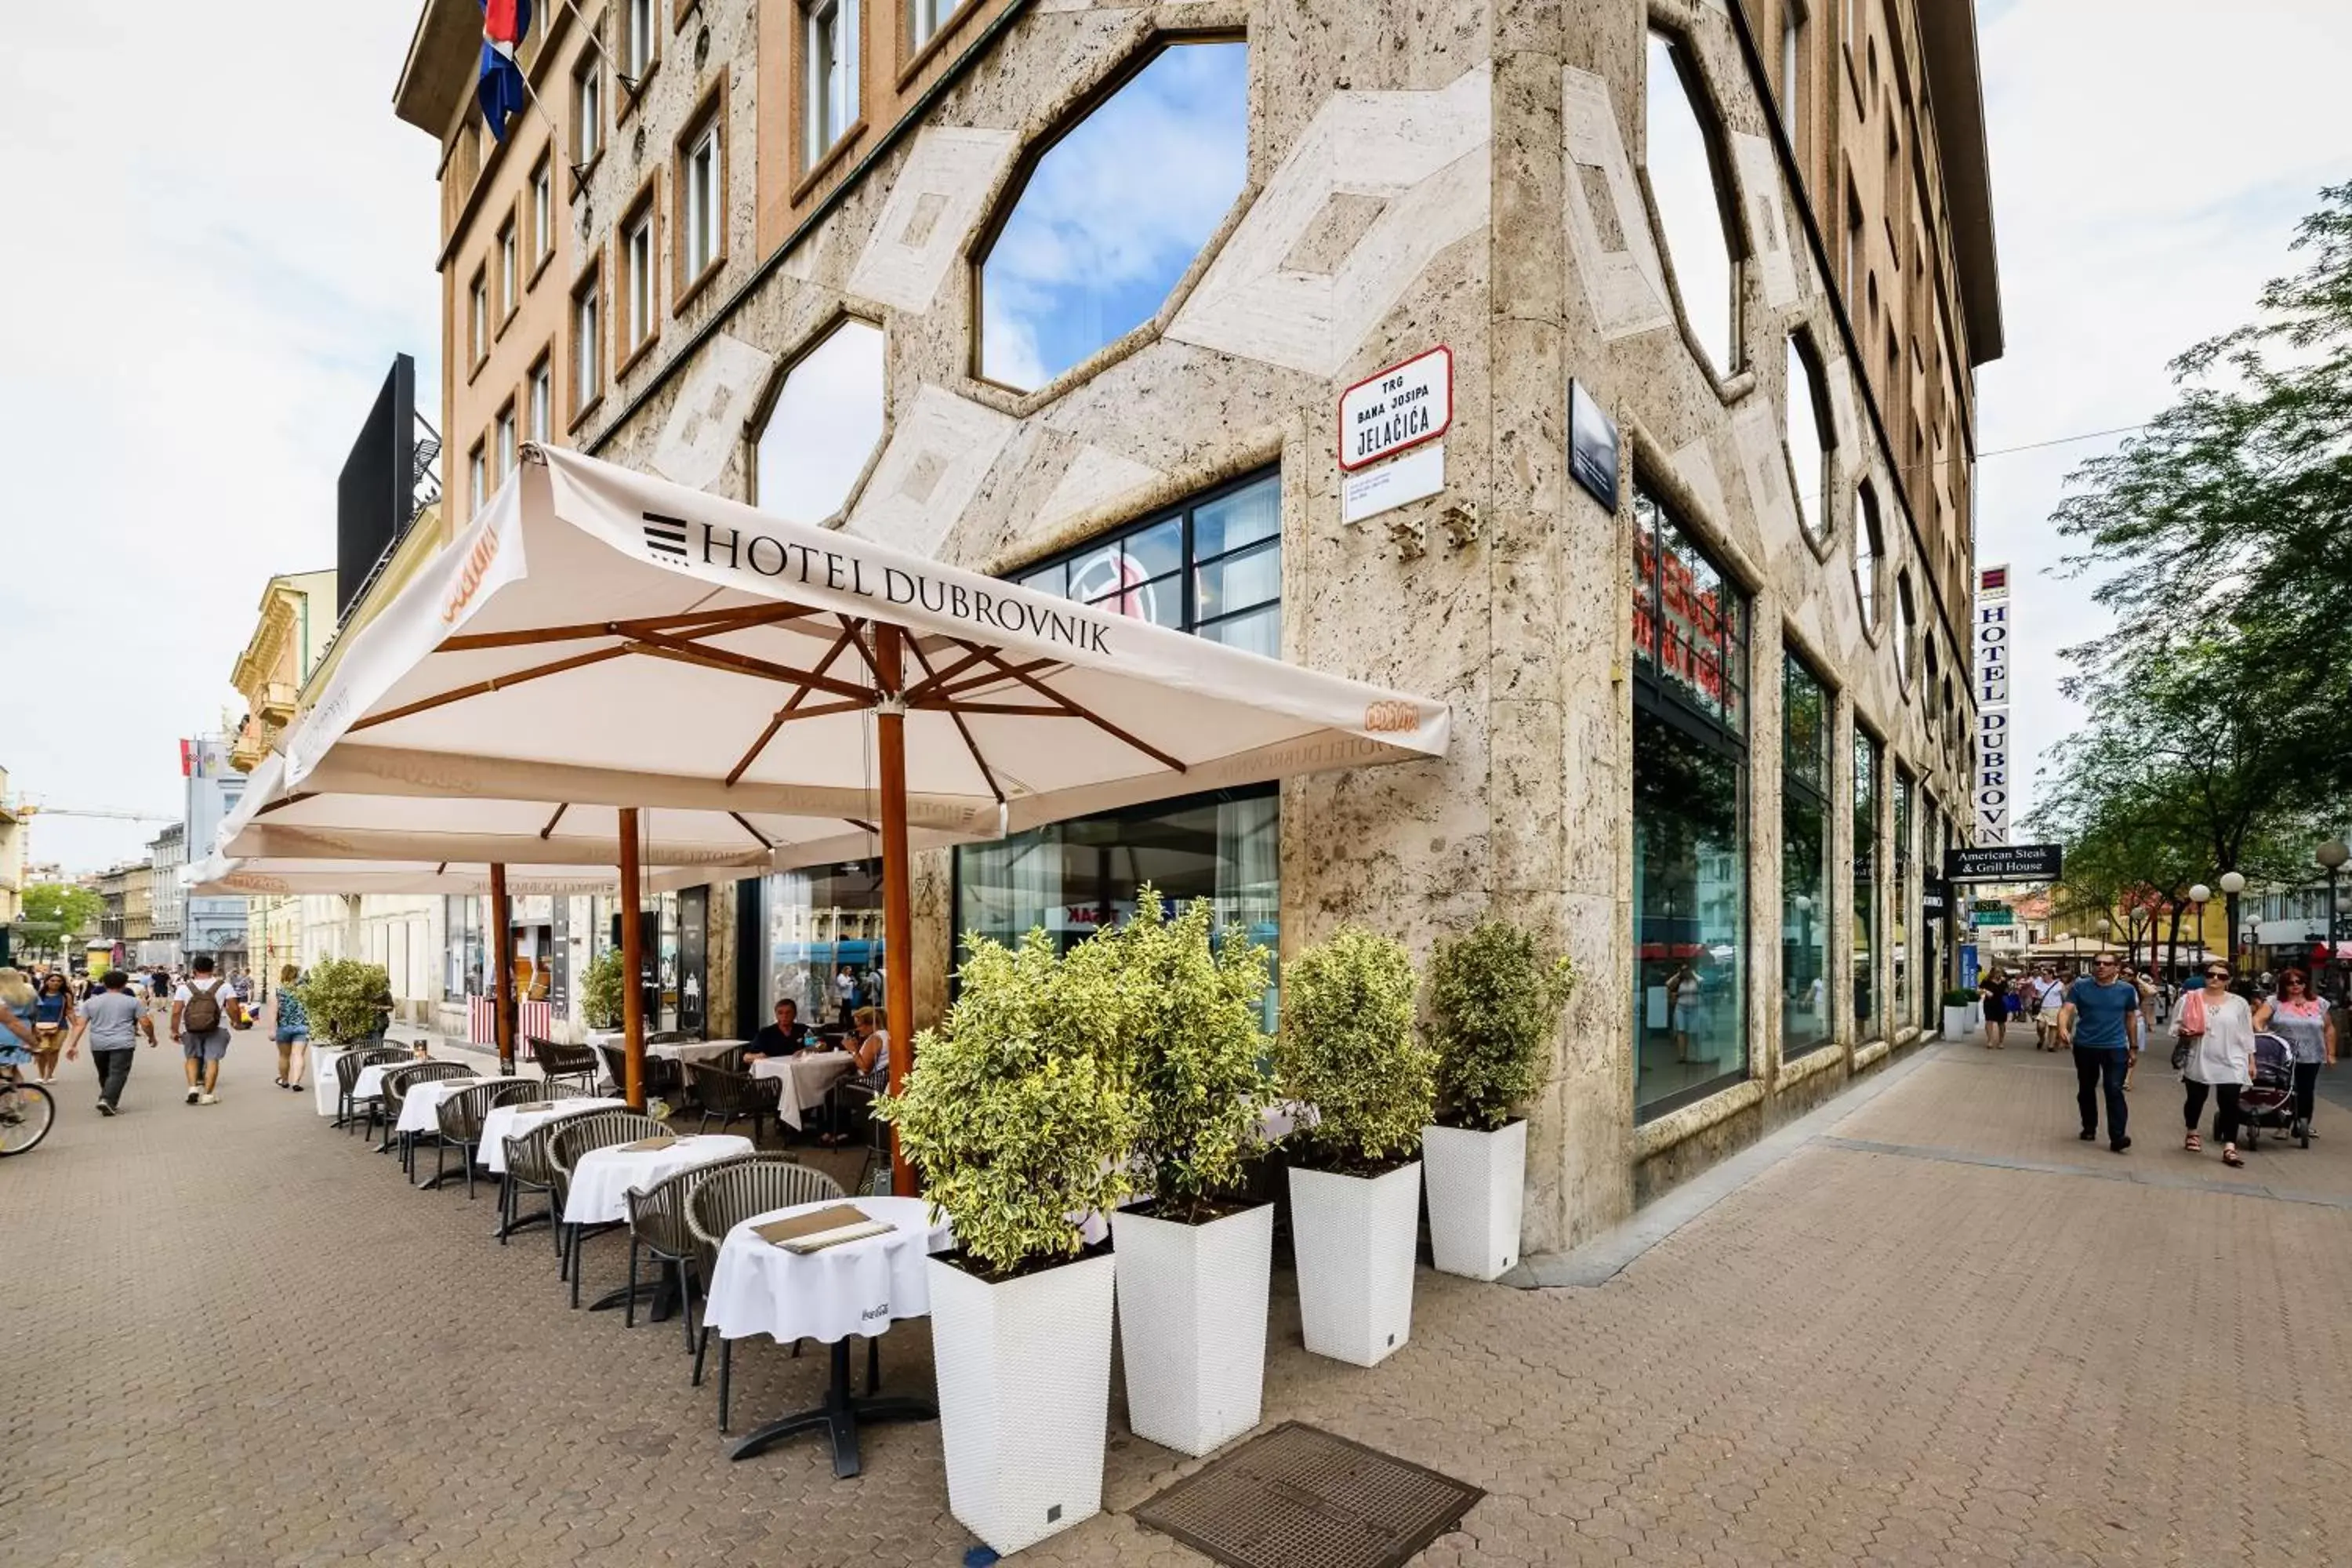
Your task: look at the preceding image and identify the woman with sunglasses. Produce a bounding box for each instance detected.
[2177,961,2257,1166]
[2255,966,2336,1142]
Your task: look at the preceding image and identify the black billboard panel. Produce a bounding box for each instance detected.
[336,355,416,623]
[1945,844,2063,883]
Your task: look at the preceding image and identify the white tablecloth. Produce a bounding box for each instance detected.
[704,1196,953,1346]
[647,1038,746,1064]
[353,1060,451,1103]
[749,1051,858,1130]
[394,1076,493,1134]
[480,1098,629,1174]
[562,1134,754,1224]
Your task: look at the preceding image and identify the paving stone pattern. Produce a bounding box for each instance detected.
[4,1033,2349,1566]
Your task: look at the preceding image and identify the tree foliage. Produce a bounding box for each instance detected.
[15,882,103,946]
[580,949,626,1030]
[1426,916,1577,1131]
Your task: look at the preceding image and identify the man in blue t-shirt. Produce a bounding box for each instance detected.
[2060,953,2143,1152]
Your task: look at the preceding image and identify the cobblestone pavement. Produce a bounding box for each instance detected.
[5,1031,2350,1566]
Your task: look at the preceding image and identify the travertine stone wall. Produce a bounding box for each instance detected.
[579,0,1978,1248]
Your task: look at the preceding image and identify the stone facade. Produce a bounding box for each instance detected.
[407,0,1995,1247]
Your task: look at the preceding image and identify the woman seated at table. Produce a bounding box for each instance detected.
[743,998,811,1062]
[821,1007,890,1148]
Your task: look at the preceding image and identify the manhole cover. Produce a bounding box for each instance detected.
[1134,1421,1483,1568]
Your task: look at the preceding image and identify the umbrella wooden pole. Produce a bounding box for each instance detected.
[874,625,917,1198]
[489,861,515,1076]
[618,808,647,1110]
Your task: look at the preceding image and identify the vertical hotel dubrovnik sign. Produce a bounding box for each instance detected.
[1338,347,1451,471]
[1974,563,2012,844]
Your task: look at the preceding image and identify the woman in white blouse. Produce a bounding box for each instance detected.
[2178,960,2257,1167]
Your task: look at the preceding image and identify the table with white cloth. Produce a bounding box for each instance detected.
[702,1195,953,1474]
[352,1058,448,1104]
[561,1134,755,1225]
[748,1051,857,1131]
[646,1037,747,1065]
[479,1098,628,1174]
[394,1076,490,1135]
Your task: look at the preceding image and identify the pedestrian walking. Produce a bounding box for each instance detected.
[2254,966,2334,1143]
[2177,959,2257,1167]
[2030,969,2065,1049]
[271,964,311,1093]
[1980,967,2010,1048]
[28,970,74,1083]
[66,969,156,1115]
[0,969,39,1084]
[172,956,235,1105]
[2059,952,2140,1152]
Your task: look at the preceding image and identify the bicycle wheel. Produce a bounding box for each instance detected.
[0,1083,56,1156]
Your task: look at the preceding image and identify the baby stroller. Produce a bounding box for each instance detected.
[2238,1032,2303,1149]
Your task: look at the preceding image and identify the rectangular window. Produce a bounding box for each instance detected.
[804,0,858,166]
[1853,727,1881,1040]
[495,402,517,481]
[1632,484,1749,1119]
[571,261,604,414]
[1783,652,1832,1058]
[469,269,488,366]
[683,119,721,281]
[532,154,554,267]
[575,57,603,163]
[468,441,487,510]
[625,0,655,80]
[1893,765,1913,1030]
[1780,0,1808,143]
[622,206,655,354]
[498,217,519,321]
[1013,467,1279,655]
[909,0,962,51]
[529,354,553,443]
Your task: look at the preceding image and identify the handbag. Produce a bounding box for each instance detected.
[2172,989,2205,1072]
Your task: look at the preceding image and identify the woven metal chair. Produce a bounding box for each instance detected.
[426,1080,535,1197]
[550,1110,666,1306]
[528,1034,600,1095]
[337,1045,407,1134]
[497,1102,611,1247]
[684,1063,780,1142]
[685,1159,846,1430]
[621,1154,766,1347]
[597,1041,682,1103]
[373,1060,470,1157]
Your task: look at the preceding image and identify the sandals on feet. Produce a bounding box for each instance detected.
[2222,1146,2245,1167]
[2185,1131,2202,1152]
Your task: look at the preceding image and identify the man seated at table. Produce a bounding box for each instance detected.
[744,998,811,1063]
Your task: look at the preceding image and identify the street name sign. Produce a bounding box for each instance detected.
[1945,843,2061,883]
[1338,347,1451,471]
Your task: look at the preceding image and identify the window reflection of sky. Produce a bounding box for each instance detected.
[979,42,1249,390]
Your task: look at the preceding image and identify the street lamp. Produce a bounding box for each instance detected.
[2220,870,2247,971]
[2317,840,2348,999]
[2187,884,2211,980]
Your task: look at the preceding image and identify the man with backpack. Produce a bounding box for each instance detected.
[172,955,236,1105]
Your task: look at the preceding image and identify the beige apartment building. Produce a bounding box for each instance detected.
[0,766,24,931]
[394,0,1998,1248]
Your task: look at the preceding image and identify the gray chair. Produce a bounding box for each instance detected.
[337,1045,407,1134]
[685,1062,781,1142]
[684,1159,846,1430]
[621,1152,779,1347]
[376,1061,472,1164]
[498,1102,609,1246]
[426,1080,535,1197]
[549,1110,666,1307]
[528,1034,600,1095]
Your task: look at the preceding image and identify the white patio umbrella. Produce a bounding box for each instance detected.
[277,443,1451,1185]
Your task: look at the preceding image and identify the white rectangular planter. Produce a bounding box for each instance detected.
[1941,1005,1972,1039]
[1421,1120,1526,1282]
[927,1250,1116,1557]
[1287,1162,1421,1367]
[1112,1203,1273,1457]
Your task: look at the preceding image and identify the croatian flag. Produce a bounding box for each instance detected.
[478,0,535,143]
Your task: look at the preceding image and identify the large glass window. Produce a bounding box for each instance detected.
[1632,485,1748,1118]
[805,0,859,167]
[1853,728,1880,1040]
[753,319,887,524]
[763,863,886,1030]
[1643,27,1743,378]
[1016,468,1279,655]
[909,0,963,50]
[1783,653,1831,1058]
[977,42,1249,391]
[1854,480,1884,631]
[955,789,1279,1031]
[1893,767,1913,1031]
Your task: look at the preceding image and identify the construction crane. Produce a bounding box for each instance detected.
[11,801,179,823]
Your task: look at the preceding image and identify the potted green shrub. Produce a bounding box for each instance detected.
[1103,889,1277,1457]
[878,927,1139,1557]
[295,956,394,1046]
[580,949,626,1041]
[1941,985,1978,1040]
[1423,918,1577,1280]
[1272,924,1433,1367]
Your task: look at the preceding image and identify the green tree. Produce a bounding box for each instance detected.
[12,882,103,960]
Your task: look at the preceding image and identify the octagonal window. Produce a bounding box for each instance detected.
[1644,27,1743,378]
[753,318,886,524]
[977,42,1250,392]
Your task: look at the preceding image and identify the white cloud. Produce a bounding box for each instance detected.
[1973,0,2352,827]
[0,3,441,873]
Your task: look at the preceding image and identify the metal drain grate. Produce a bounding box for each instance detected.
[1133,1421,1483,1568]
